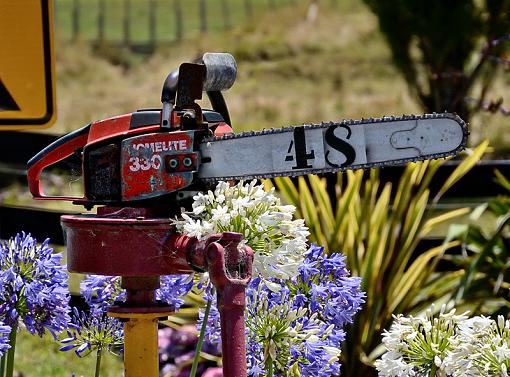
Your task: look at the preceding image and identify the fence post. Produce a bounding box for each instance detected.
[149,0,157,47]
[199,0,207,33]
[98,0,106,42]
[72,0,80,41]
[221,0,231,31]
[243,0,253,20]
[174,0,182,40]
[124,0,131,46]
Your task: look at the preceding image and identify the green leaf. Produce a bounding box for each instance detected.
[298,177,326,246]
[433,141,489,203]
[274,177,301,217]
[494,169,510,193]
[422,207,471,235]
[309,175,334,238]
[389,241,459,314]
[469,203,488,221]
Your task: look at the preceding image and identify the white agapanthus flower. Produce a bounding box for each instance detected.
[444,315,510,377]
[375,305,468,377]
[174,180,309,279]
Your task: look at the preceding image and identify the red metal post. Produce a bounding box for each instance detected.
[206,233,253,377]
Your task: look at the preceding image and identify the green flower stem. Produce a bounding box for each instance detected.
[5,328,16,377]
[265,357,274,377]
[190,293,213,377]
[0,353,6,377]
[94,347,102,377]
[429,363,437,377]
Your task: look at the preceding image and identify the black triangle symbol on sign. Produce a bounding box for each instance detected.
[0,78,20,112]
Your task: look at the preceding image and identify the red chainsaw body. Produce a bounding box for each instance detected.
[27,110,231,206]
[120,131,197,201]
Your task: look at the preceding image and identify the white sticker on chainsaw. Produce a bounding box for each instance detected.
[275,125,367,172]
[199,124,367,179]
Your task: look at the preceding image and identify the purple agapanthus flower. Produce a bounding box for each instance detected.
[198,244,365,376]
[0,232,70,336]
[0,322,11,356]
[80,274,194,314]
[80,275,125,315]
[158,275,195,310]
[60,307,123,357]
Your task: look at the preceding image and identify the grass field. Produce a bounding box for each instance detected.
[54,0,302,42]
[15,330,123,376]
[52,1,417,132]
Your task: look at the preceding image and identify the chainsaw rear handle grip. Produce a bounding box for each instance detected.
[161,53,236,126]
[27,124,90,201]
[201,52,237,92]
[161,53,237,102]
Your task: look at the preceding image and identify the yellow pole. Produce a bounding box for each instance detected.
[109,311,172,377]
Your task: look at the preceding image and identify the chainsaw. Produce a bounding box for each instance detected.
[27,53,468,209]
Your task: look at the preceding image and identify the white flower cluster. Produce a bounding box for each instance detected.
[376,306,510,377]
[375,305,466,377]
[445,315,510,377]
[174,180,309,279]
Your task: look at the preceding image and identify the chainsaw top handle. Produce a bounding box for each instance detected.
[161,53,237,127]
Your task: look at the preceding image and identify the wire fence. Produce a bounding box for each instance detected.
[54,0,305,51]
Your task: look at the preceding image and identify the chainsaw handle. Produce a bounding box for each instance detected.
[201,53,237,92]
[162,71,232,126]
[27,124,90,201]
[161,53,236,126]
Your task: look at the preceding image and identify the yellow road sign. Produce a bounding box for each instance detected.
[0,0,56,130]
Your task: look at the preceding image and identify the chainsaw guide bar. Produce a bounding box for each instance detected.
[198,112,468,182]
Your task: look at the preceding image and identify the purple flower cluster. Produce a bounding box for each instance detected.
[158,275,195,310]
[158,325,222,377]
[294,245,365,330]
[199,244,365,376]
[80,275,125,314]
[63,273,194,366]
[80,274,193,313]
[0,232,70,336]
[60,307,123,357]
[0,322,11,356]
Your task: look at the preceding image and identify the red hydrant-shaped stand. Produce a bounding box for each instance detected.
[62,209,253,377]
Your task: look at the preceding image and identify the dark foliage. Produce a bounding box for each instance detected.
[362,0,510,121]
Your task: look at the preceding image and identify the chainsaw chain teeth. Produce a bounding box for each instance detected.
[199,112,469,183]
